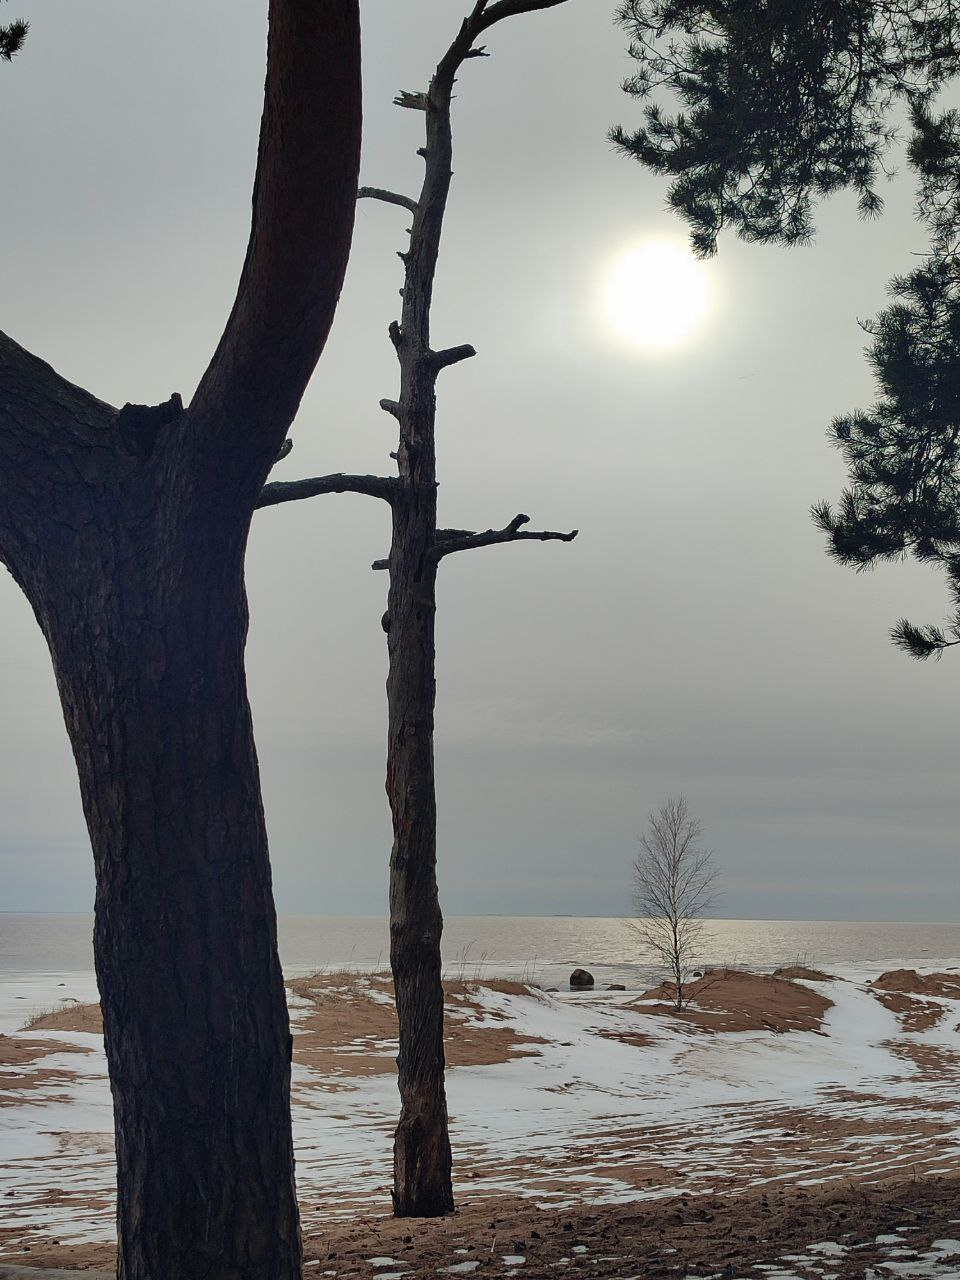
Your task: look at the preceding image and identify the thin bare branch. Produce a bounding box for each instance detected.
[475,0,569,33]
[434,513,578,559]
[256,473,398,509]
[358,187,419,216]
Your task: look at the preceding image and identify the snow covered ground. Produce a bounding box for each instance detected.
[2,963,960,1277]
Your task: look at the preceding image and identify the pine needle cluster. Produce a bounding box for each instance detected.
[1,1,27,63]
[816,106,960,658]
[611,1,960,256]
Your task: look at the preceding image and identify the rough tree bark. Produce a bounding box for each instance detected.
[0,3,362,1276]
[259,0,573,1219]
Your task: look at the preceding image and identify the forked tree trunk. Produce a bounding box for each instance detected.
[0,337,304,1277]
[0,335,308,1274]
[0,1,362,1272]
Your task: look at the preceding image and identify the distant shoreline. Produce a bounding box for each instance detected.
[2,909,960,923]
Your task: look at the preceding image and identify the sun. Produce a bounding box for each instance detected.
[603,242,710,350]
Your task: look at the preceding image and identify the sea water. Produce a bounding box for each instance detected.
[2,912,959,992]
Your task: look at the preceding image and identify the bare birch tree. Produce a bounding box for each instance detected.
[632,796,718,1010]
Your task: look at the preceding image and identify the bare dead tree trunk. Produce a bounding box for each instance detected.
[376,0,575,1217]
[259,0,573,1220]
[380,19,461,1216]
[385,502,450,1215]
[0,2,362,1273]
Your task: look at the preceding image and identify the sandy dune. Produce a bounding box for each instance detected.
[634,968,833,1033]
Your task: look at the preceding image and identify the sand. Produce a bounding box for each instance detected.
[773,965,835,982]
[633,967,833,1033]
[286,975,547,1079]
[15,976,546,1080]
[3,1178,960,1277]
[873,969,960,998]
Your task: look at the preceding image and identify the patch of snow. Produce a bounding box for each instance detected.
[0,971,101,1035]
[365,989,395,1006]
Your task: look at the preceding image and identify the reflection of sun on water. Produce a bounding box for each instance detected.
[604,242,710,350]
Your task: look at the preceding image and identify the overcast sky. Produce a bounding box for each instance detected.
[1,0,958,922]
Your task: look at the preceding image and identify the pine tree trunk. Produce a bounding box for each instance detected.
[17,458,301,1278]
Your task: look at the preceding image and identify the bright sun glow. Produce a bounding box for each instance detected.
[603,242,710,350]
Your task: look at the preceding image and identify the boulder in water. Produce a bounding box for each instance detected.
[569,968,594,989]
